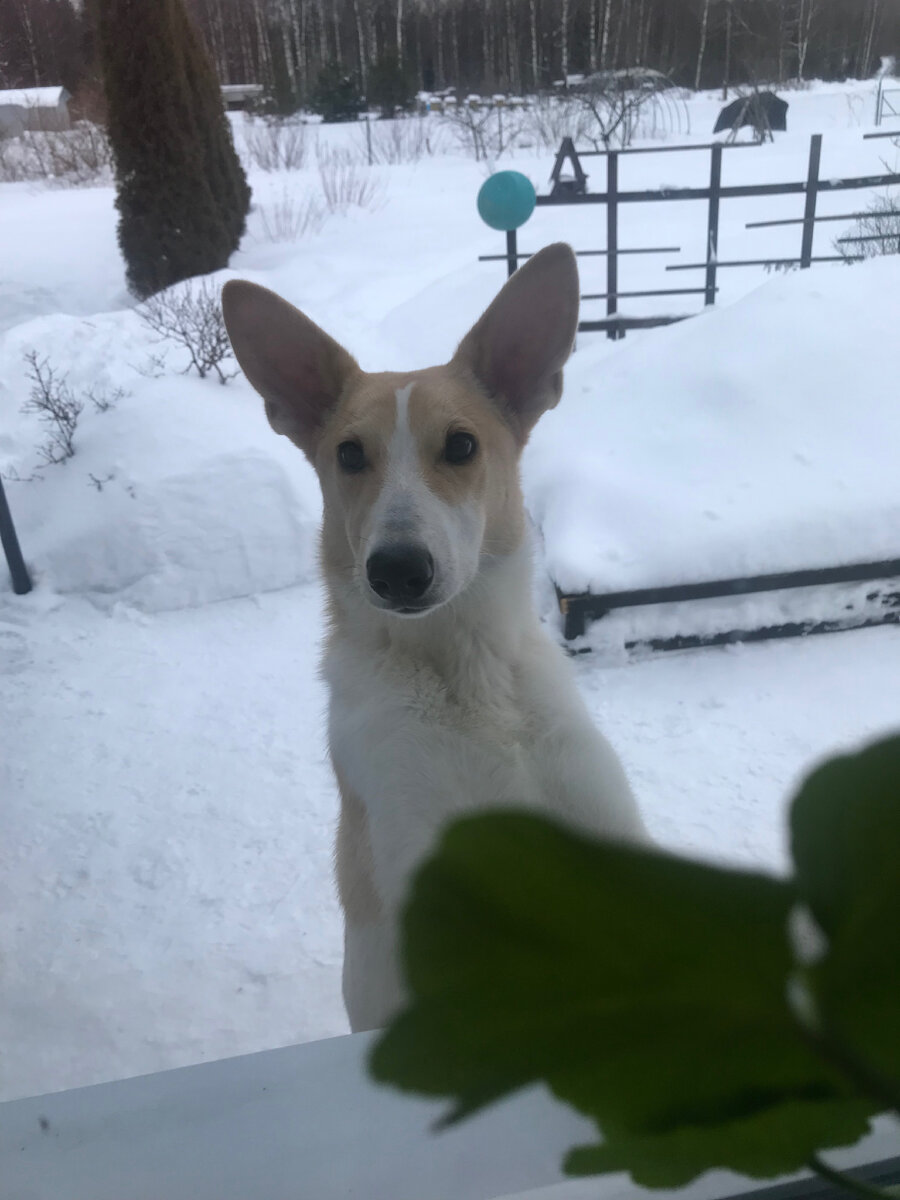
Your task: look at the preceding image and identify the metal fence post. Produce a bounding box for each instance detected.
[800,133,822,269]
[0,474,32,595]
[705,142,723,306]
[505,229,518,278]
[606,149,620,339]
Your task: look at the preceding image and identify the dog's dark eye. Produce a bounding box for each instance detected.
[337,441,365,472]
[444,431,477,465]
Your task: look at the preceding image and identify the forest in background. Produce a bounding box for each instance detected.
[2,0,899,113]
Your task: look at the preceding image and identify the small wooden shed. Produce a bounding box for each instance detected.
[0,86,71,137]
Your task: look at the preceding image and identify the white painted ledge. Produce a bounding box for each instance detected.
[1,1031,897,1200]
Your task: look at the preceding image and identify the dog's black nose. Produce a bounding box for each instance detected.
[366,545,434,605]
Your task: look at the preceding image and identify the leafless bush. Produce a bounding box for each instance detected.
[353,116,437,164]
[12,353,123,476]
[317,147,383,212]
[0,121,111,185]
[835,194,900,262]
[576,88,658,150]
[21,351,84,465]
[139,279,237,384]
[88,471,116,492]
[242,116,309,171]
[257,187,325,242]
[572,71,690,148]
[85,384,126,413]
[524,94,594,150]
[439,99,525,162]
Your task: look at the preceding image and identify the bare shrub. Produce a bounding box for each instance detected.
[257,188,325,242]
[139,279,236,384]
[0,121,112,185]
[573,70,690,149]
[439,99,525,162]
[243,116,309,171]
[11,354,123,477]
[524,94,594,150]
[317,146,383,212]
[353,115,436,164]
[835,194,900,262]
[21,351,84,465]
[85,385,126,413]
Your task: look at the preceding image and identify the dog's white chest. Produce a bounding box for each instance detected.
[326,644,548,903]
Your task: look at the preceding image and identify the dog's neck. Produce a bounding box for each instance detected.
[325,537,539,693]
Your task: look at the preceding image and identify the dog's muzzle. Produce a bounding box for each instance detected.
[366,544,435,613]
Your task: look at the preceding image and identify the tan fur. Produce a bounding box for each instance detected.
[316,366,526,593]
[222,246,649,1031]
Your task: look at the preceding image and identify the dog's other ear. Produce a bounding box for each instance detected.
[222,280,360,457]
[452,243,579,440]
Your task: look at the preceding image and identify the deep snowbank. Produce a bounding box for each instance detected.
[526,255,900,593]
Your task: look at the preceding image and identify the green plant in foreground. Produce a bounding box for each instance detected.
[370,736,900,1195]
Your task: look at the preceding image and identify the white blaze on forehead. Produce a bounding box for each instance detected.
[390,383,417,474]
[374,382,423,529]
[362,380,487,603]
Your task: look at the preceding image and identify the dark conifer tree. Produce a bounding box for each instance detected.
[93,0,250,298]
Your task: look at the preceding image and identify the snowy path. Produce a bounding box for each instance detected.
[2,582,898,1102]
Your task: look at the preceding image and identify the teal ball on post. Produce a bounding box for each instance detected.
[477,171,537,231]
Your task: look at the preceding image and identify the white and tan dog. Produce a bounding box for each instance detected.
[222,244,649,1032]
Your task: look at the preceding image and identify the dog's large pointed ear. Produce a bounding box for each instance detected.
[452,243,579,440]
[222,280,360,457]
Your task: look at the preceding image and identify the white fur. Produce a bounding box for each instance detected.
[359,385,485,613]
[220,255,649,1035]
[327,537,649,1032]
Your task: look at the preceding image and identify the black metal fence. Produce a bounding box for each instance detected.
[0,474,32,595]
[477,132,900,647]
[481,131,900,339]
[559,559,900,649]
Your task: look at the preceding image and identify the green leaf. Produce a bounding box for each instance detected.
[790,736,900,940]
[370,813,875,1186]
[791,735,900,1104]
[565,1096,875,1187]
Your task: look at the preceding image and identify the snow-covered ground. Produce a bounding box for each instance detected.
[1,80,899,1104]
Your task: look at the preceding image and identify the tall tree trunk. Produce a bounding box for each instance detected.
[722,0,733,97]
[560,0,569,84]
[316,0,328,63]
[436,5,444,88]
[861,0,880,77]
[482,0,491,89]
[776,0,786,83]
[332,0,342,65]
[611,0,626,70]
[530,0,539,88]
[366,0,378,64]
[238,5,254,82]
[641,0,652,62]
[396,0,404,58]
[589,0,598,72]
[451,4,460,87]
[280,12,298,97]
[17,0,41,85]
[505,0,518,91]
[290,0,305,98]
[599,0,611,68]
[253,0,273,85]
[694,0,710,90]
[353,0,367,88]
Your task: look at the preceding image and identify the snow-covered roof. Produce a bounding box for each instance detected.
[0,86,69,108]
[220,84,264,98]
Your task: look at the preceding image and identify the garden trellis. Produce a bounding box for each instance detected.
[480,130,900,338]
[478,131,900,648]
